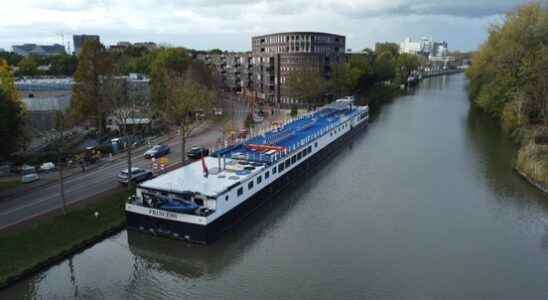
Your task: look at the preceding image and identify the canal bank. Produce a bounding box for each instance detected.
[0,189,128,289]
[2,74,548,300]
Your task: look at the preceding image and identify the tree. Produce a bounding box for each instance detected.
[71,40,113,134]
[102,76,148,190]
[466,3,548,129]
[17,56,39,76]
[286,68,327,107]
[375,42,399,57]
[49,54,78,76]
[0,59,27,160]
[162,78,215,163]
[330,63,353,97]
[53,110,73,214]
[396,53,420,84]
[149,48,192,112]
[0,51,23,66]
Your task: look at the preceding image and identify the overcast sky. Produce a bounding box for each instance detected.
[0,0,536,52]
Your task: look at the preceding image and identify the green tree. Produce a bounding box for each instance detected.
[0,59,27,160]
[466,3,548,128]
[17,56,39,76]
[71,40,113,134]
[149,48,192,112]
[49,54,77,76]
[375,42,399,57]
[163,78,215,163]
[286,68,327,107]
[396,53,420,84]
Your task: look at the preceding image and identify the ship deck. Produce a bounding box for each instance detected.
[213,106,355,164]
[139,103,360,197]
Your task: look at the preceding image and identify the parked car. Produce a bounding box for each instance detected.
[144,144,170,159]
[187,145,209,159]
[117,167,153,185]
[21,164,36,175]
[213,107,223,116]
[21,173,40,184]
[40,162,56,172]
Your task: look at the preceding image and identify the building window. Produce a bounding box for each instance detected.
[237,187,243,196]
[257,176,262,184]
[248,181,254,190]
[265,171,270,179]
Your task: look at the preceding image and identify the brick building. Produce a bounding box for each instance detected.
[196,32,346,105]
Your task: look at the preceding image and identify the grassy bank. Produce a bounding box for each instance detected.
[514,128,548,190]
[0,190,129,288]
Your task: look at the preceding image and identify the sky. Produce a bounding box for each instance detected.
[0,0,537,53]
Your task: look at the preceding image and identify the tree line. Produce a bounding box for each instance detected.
[286,43,422,107]
[466,3,548,130]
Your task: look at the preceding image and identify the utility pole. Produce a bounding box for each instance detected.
[58,112,67,214]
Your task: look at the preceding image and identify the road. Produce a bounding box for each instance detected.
[0,97,256,230]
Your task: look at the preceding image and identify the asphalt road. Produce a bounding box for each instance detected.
[0,98,253,230]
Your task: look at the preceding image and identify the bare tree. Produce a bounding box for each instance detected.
[102,76,148,190]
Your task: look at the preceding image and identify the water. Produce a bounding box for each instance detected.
[3,74,548,299]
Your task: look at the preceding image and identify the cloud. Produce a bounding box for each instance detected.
[326,0,527,18]
[0,0,531,52]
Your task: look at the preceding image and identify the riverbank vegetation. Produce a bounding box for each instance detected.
[286,43,421,108]
[466,3,548,188]
[0,189,129,288]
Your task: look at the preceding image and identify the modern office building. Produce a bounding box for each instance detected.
[12,44,66,57]
[73,34,100,55]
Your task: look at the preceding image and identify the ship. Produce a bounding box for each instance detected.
[125,97,369,244]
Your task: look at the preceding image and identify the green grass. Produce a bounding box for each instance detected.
[0,180,21,192]
[0,190,129,286]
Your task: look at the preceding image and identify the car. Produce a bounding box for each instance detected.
[187,145,209,159]
[39,162,56,172]
[144,144,170,159]
[20,164,36,175]
[21,173,40,184]
[117,167,153,185]
[213,107,223,116]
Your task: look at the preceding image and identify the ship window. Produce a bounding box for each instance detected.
[278,163,284,172]
[314,142,318,148]
[308,146,312,154]
[225,195,229,201]
[248,181,254,189]
[291,155,296,164]
[265,171,270,179]
[237,187,243,196]
[297,151,302,160]
[257,176,262,184]
[285,159,290,168]
[272,167,277,174]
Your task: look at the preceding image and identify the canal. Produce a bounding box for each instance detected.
[3,73,548,299]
